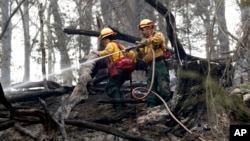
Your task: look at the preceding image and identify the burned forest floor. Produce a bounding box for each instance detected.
[1,79,250,141]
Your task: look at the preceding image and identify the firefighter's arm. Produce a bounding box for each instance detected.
[148,32,164,49]
[98,43,114,56]
[125,50,137,63]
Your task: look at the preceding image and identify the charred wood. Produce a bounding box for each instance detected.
[6,87,72,103]
[0,83,15,117]
[63,28,141,44]
[65,119,154,141]
[98,98,146,104]
[14,123,38,140]
[0,120,15,131]
[39,98,68,141]
[10,81,62,90]
[87,107,136,124]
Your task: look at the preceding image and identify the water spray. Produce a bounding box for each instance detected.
[4,45,139,92]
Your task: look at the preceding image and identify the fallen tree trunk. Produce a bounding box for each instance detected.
[54,53,98,119]
[10,81,62,90]
[6,87,73,103]
[63,28,141,44]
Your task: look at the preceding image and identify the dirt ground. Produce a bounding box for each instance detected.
[0,85,236,141]
[1,90,167,141]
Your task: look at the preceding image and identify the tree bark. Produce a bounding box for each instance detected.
[54,53,97,119]
[1,0,12,88]
[50,0,73,86]
[19,0,31,82]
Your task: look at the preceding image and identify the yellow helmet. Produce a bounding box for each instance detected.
[100,27,116,39]
[138,19,155,28]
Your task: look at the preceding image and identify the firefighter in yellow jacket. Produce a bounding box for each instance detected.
[136,19,172,107]
[94,27,136,111]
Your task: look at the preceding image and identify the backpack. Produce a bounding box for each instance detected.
[107,43,134,77]
[115,43,134,71]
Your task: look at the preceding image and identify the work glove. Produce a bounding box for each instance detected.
[124,45,137,52]
[141,38,149,45]
[90,50,99,56]
[137,39,149,46]
[136,39,149,49]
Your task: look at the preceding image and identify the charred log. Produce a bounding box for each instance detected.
[10,81,62,90]
[0,120,15,131]
[6,87,73,103]
[0,83,15,117]
[63,28,141,44]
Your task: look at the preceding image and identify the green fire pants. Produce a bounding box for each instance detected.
[105,69,131,110]
[146,60,172,107]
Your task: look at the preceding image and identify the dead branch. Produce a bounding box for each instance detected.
[39,98,68,141]
[14,123,38,140]
[65,119,154,141]
[0,0,26,40]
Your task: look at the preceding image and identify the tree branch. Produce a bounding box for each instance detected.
[0,0,26,40]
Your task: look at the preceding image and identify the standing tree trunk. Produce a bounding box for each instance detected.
[39,3,48,90]
[233,0,250,85]
[21,0,31,82]
[75,0,92,57]
[215,0,229,58]
[1,0,12,88]
[108,0,139,37]
[50,0,73,86]
[47,3,56,81]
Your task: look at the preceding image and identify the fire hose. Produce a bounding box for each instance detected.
[88,45,205,140]
[131,46,205,141]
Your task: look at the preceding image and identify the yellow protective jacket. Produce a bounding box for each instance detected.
[137,31,167,63]
[98,40,136,63]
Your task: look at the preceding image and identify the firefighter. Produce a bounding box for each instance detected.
[92,27,136,111]
[136,19,172,107]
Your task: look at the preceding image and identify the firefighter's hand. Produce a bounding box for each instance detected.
[141,38,149,45]
[90,50,99,56]
[136,39,149,47]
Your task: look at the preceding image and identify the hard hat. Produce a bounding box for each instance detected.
[138,19,155,28]
[100,28,116,39]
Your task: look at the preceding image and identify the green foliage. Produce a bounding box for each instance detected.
[179,69,249,121]
[205,76,249,121]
